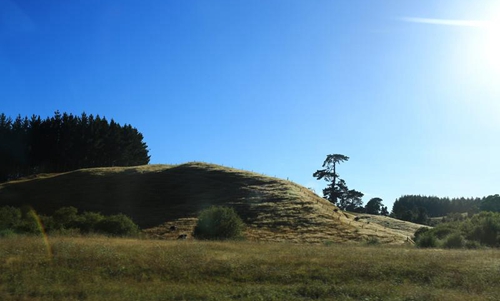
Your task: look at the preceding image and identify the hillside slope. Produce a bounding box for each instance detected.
[0,162,421,244]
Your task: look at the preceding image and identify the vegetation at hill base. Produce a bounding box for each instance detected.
[0,206,139,237]
[0,111,149,182]
[193,206,245,240]
[2,237,500,301]
[414,211,500,249]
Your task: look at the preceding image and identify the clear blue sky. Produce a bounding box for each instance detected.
[1,0,499,209]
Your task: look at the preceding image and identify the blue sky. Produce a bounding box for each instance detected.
[1,0,499,209]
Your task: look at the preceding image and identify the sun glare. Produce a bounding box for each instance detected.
[445,7,500,128]
[484,15,500,73]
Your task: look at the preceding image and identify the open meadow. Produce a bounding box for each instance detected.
[2,236,500,301]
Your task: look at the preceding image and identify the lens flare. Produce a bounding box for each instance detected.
[27,208,53,259]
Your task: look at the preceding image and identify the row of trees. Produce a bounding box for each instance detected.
[0,111,150,182]
[391,195,486,223]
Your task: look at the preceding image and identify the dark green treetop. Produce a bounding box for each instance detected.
[313,154,363,211]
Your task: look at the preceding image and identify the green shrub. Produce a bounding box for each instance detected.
[193,206,245,240]
[442,232,465,249]
[416,232,437,248]
[465,240,481,249]
[0,206,140,236]
[413,227,430,241]
[365,237,380,245]
[323,240,335,247]
[0,206,21,230]
[469,215,500,246]
[76,211,105,233]
[433,226,457,239]
[52,206,79,229]
[41,215,56,232]
[0,228,17,238]
[15,208,42,234]
[95,214,139,236]
[413,211,500,249]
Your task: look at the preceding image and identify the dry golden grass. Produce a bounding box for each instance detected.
[0,162,424,244]
[1,236,500,301]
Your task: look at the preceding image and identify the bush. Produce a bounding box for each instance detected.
[465,240,481,249]
[413,227,430,241]
[52,206,79,229]
[193,206,245,240]
[95,214,139,236]
[412,211,500,249]
[0,206,140,236]
[416,232,437,248]
[76,211,105,233]
[365,237,380,245]
[0,228,17,238]
[442,233,465,249]
[469,215,500,246]
[0,206,21,230]
[433,226,457,239]
[15,208,42,234]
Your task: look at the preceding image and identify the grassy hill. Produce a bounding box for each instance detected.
[0,162,423,243]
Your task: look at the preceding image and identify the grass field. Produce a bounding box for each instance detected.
[2,236,500,301]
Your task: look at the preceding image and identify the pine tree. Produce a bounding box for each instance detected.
[313,154,364,211]
[0,111,150,182]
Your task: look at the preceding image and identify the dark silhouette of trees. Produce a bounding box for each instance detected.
[365,197,384,215]
[480,194,500,213]
[313,154,364,211]
[0,111,150,182]
[391,195,482,223]
[313,154,348,205]
[364,197,389,216]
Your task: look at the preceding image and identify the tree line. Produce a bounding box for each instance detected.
[0,111,150,182]
[391,195,487,224]
[312,154,497,222]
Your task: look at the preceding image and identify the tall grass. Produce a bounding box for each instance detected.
[1,236,500,300]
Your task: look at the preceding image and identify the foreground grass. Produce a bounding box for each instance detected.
[1,237,500,300]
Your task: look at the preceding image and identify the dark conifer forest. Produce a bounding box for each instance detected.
[391,195,483,223]
[0,111,150,182]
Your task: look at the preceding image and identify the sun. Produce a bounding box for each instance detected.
[483,16,500,73]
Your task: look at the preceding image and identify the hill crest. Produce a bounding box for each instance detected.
[0,162,423,243]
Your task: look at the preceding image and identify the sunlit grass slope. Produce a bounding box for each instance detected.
[1,236,500,301]
[0,162,421,243]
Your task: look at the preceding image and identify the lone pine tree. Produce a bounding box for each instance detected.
[313,154,364,211]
